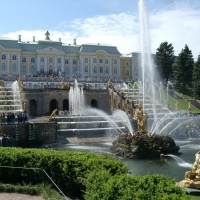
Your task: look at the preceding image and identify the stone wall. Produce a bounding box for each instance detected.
[23,88,111,117]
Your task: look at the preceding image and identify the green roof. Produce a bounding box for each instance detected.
[0,38,121,55]
[18,43,38,52]
[0,39,21,49]
[80,44,121,55]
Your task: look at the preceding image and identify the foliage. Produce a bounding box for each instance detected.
[0,147,128,199]
[172,45,194,92]
[0,183,64,200]
[192,55,200,99]
[83,171,189,200]
[155,41,175,84]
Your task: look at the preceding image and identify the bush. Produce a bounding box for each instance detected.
[0,147,128,198]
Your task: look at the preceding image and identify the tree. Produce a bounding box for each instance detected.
[172,44,194,92]
[154,41,175,85]
[192,55,200,99]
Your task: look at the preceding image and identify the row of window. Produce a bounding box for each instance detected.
[1,54,121,65]
[1,63,122,75]
[84,58,118,65]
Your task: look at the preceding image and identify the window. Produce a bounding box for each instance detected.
[135,62,138,67]
[99,58,103,64]
[12,63,17,72]
[85,58,88,63]
[114,67,117,74]
[100,66,103,73]
[22,57,26,62]
[93,58,97,63]
[22,65,26,73]
[31,66,35,73]
[135,69,138,77]
[2,63,6,71]
[126,69,130,76]
[85,66,88,73]
[31,57,35,63]
[57,66,61,73]
[40,65,44,73]
[114,59,117,65]
[12,54,17,60]
[93,66,97,73]
[2,54,6,60]
[105,59,109,64]
[105,66,109,73]
[65,59,69,64]
[49,65,53,73]
[40,57,44,62]
[49,57,53,63]
[73,66,77,74]
[57,57,61,63]
[65,66,69,74]
[126,61,129,66]
[73,59,77,64]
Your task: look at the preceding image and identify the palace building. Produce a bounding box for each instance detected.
[0,31,141,80]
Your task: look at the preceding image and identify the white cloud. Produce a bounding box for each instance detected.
[1,1,200,59]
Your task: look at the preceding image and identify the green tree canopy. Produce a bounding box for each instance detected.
[172,44,194,92]
[192,55,200,99]
[154,41,175,84]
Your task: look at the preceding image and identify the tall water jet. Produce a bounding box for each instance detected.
[69,79,85,115]
[139,0,158,130]
[11,80,23,111]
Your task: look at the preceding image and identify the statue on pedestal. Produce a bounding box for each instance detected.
[134,102,148,132]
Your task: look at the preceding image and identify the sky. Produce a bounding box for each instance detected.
[0,0,199,60]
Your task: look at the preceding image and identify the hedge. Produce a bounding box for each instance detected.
[0,147,189,200]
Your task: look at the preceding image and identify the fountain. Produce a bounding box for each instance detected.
[52,79,129,143]
[0,80,23,114]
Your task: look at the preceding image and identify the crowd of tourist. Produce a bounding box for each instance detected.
[0,112,27,124]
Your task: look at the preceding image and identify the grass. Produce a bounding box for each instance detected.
[156,88,200,113]
[0,183,65,200]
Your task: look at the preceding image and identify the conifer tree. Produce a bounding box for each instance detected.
[192,55,200,99]
[172,44,194,92]
[154,41,175,85]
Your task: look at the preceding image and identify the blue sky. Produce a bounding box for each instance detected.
[0,0,200,59]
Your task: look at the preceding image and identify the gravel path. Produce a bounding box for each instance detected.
[0,193,44,200]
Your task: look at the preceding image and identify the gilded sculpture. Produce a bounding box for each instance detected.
[49,109,57,119]
[107,79,113,89]
[179,151,200,189]
[134,102,148,132]
[61,81,70,89]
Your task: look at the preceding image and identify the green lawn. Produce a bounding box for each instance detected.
[156,89,200,113]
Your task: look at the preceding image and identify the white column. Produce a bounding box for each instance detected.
[17,53,20,74]
[7,53,10,75]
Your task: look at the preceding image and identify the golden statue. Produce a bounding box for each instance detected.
[175,102,179,111]
[107,79,113,89]
[23,102,27,112]
[61,81,70,89]
[179,151,200,189]
[188,102,191,111]
[134,102,148,132]
[49,109,57,119]
[18,77,23,92]
[126,93,129,100]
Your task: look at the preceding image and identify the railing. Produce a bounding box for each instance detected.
[0,75,124,83]
[0,165,68,200]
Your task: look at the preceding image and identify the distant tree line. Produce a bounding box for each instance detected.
[154,41,200,99]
